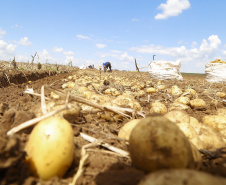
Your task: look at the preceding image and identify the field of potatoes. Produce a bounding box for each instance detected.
[0,68,226,185]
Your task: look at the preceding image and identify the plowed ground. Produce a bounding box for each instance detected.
[0,69,226,185]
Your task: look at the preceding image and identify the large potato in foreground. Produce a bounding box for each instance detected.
[118,119,141,140]
[138,169,226,185]
[176,122,203,149]
[25,117,75,180]
[129,116,195,172]
[164,110,190,123]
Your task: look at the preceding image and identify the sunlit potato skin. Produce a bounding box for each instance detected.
[25,117,75,180]
[129,116,195,172]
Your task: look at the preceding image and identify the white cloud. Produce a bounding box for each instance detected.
[155,0,191,20]
[222,50,226,56]
[53,47,74,56]
[97,51,134,63]
[64,51,74,56]
[119,52,134,61]
[130,35,221,65]
[53,47,64,53]
[0,28,6,39]
[18,37,32,46]
[0,40,17,60]
[96,44,106,49]
[76,34,90,40]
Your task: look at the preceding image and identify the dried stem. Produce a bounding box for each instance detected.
[41,86,47,114]
[80,132,129,157]
[47,87,132,118]
[7,105,68,136]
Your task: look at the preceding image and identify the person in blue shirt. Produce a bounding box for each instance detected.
[103,61,112,72]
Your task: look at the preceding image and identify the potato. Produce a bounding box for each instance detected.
[175,96,190,105]
[146,87,156,93]
[62,107,81,123]
[112,95,141,111]
[164,110,190,123]
[168,102,189,111]
[219,128,226,143]
[118,119,141,140]
[50,92,60,100]
[157,84,166,90]
[189,121,225,150]
[171,85,182,96]
[216,92,226,98]
[150,102,167,114]
[25,117,75,180]
[82,90,93,99]
[202,115,226,131]
[129,116,195,172]
[138,169,226,185]
[185,88,196,95]
[217,108,226,116]
[176,122,203,149]
[189,143,202,169]
[136,90,145,97]
[190,99,206,109]
[90,94,110,104]
[190,116,199,125]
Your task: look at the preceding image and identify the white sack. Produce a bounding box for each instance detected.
[205,63,226,83]
[79,64,87,69]
[149,60,183,81]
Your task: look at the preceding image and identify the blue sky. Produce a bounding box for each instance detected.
[0,0,226,73]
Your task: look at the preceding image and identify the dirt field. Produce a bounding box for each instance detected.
[0,68,226,185]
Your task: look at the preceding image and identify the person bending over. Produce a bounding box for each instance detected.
[103,62,112,72]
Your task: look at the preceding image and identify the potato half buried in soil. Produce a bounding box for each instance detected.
[25,117,75,180]
[129,116,195,172]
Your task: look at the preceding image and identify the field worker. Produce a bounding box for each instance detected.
[103,61,112,72]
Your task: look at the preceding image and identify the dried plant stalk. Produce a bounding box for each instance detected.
[7,106,68,136]
[80,132,129,157]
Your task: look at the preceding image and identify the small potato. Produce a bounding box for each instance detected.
[82,90,93,99]
[129,116,195,172]
[202,115,226,131]
[136,90,145,97]
[63,107,81,123]
[157,84,166,90]
[190,121,225,150]
[171,85,182,96]
[146,87,156,93]
[175,96,190,105]
[118,119,141,140]
[150,102,167,114]
[217,108,226,116]
[112,95,141,111]
[190,99,206,109]
[50,92,60,100]
[216,92,226,98]
[168,102,189,111]
[138,169,226,185]
[25,117,75,180]
[164,110,190,123]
